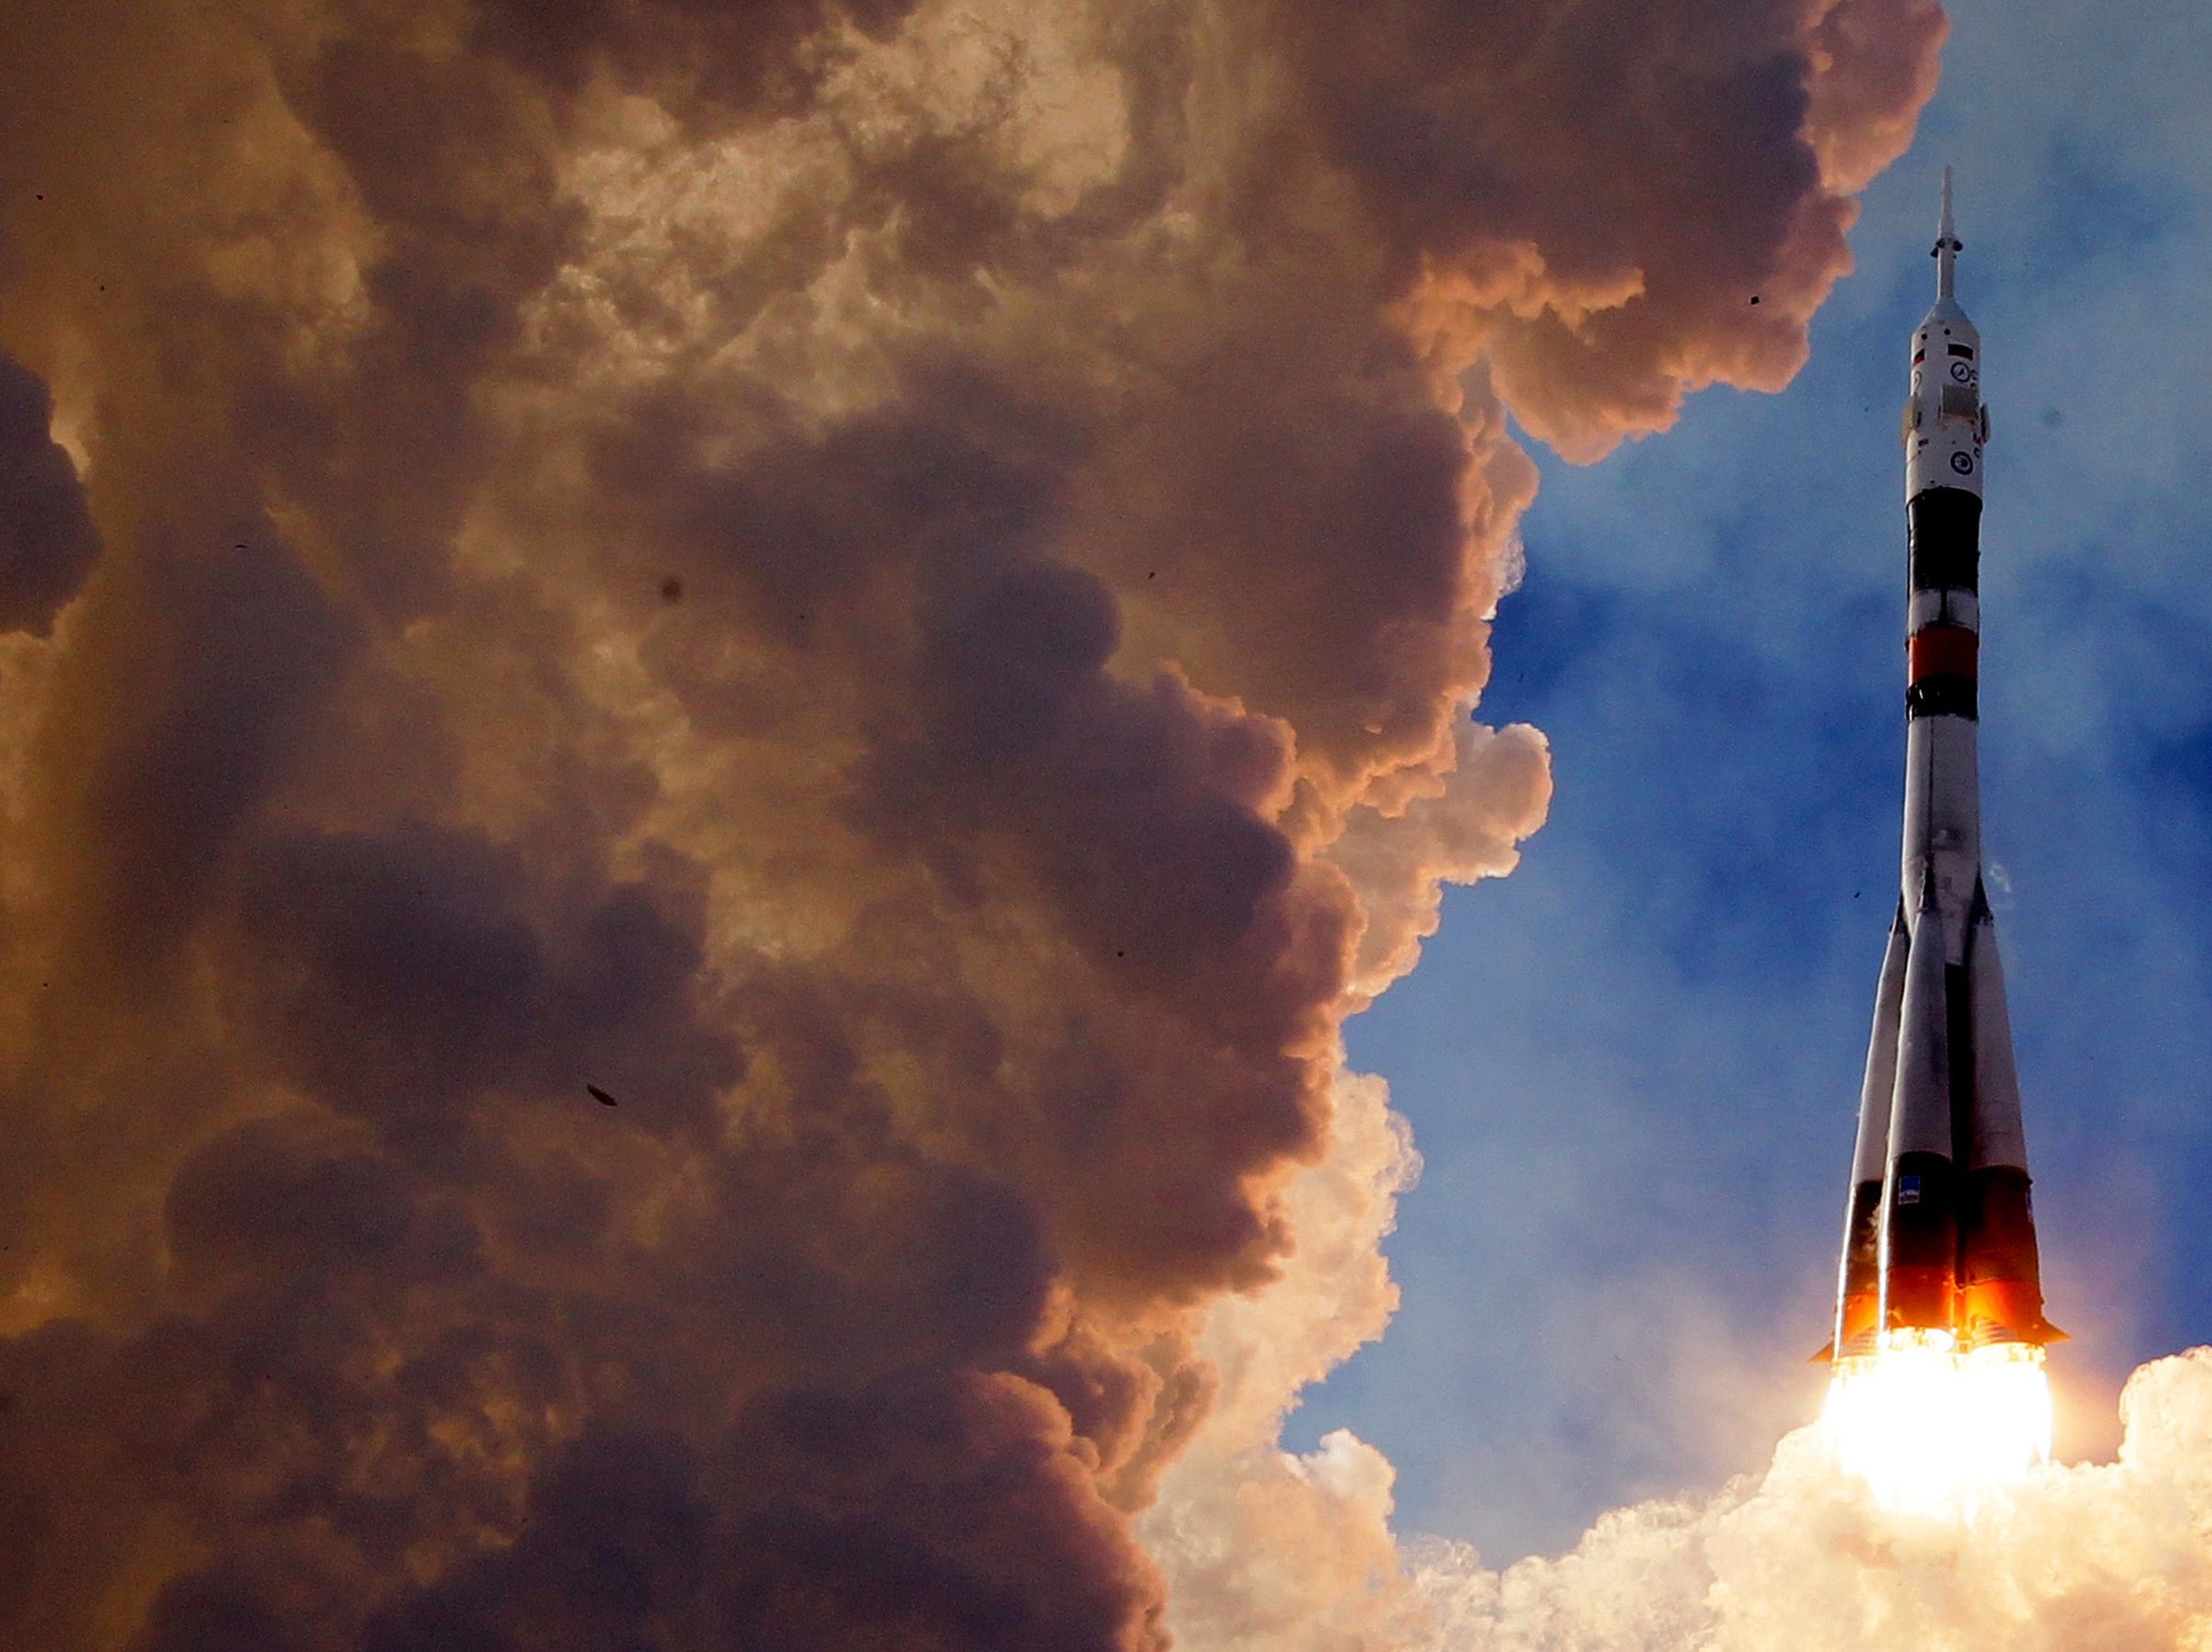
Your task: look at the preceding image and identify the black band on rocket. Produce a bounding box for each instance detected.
[1908,488,1982,593]
[1907,675,1979,719]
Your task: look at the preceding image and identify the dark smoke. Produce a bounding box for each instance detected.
[0,352,98,636]
[0,0,1939,1646]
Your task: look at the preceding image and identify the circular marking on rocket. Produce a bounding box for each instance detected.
[1950,360,1974,383]
[1951,450,1974,475]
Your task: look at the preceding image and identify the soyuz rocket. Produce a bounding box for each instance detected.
[1827,173,2061,1362]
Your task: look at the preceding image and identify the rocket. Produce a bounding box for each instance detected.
[1826,172,2062,1362]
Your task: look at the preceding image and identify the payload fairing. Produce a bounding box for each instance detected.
[1828,172,2061,1362]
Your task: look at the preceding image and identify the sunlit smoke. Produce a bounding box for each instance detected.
[0,0,1955,1639]
[1821,1330,2053,1516]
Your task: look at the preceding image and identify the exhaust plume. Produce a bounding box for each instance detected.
[0,0,1940,1645]
[1412,1348,2212,1649]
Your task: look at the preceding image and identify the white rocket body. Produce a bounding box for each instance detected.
[1828,173,2058,1361]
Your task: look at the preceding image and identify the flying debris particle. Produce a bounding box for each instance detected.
[585,1084,618,1107]
[1751,294,1762,304]
[660,576,683,603]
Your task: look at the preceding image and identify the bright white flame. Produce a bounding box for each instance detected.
[1821,1330,2053,1515]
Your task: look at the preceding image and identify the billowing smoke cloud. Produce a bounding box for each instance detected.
[0,0,1939,1645]
[0,351,98,636]
[1410,1348,2212,1648]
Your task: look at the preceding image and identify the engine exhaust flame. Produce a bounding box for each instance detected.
[1821,1330,2053,1515]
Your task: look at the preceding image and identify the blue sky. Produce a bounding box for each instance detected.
[1295,0,2212,1563]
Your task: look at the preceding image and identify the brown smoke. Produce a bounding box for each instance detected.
[0,352,98,637]
[0,0,1937,1646]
